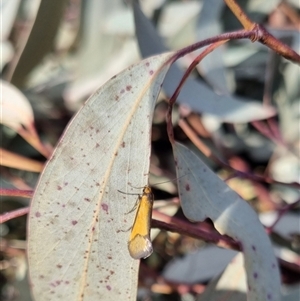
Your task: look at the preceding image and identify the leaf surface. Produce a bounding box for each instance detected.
[173,142,280,301]
[28,53,172,301]
[197,253,247,301]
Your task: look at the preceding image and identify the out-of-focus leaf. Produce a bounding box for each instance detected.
[197,252,247,301]
[163,246,237,283]
[1,0,19,70]
[195,0,229,94]
[275,61,300,143]
[10,0,67,87]
[287,0,300,8]
[27,53,173,301]
[133,2,276,123]
[1,0,21,39]
[1,80,51,158]
[160,1,201,48]
[64,40,139,110]
[0,148,44,172]
[223,45,259,67]
[260,212,300,241]
[1,41,14,70]
[1,80,34,131]
[64,3,137,109]
[173,142,281,301]
[247,0,281,14]
[270,152,300,183]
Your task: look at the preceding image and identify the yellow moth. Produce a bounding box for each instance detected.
[128,186,154,259]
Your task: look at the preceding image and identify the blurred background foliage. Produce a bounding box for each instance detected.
[1,0,299,300]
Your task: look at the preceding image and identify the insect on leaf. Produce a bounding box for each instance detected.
[173,142,280,301]
[27,53,173,301]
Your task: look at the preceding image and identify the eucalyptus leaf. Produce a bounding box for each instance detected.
[197,253,247,301]
[28,53,172,301]
[173,142,281,301]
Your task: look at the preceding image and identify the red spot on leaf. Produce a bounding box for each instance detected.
[72,220,78,225]
[126,85,132,91]
[149,70,154,75]
[35,212,41,217]
[101,203,109,214]
[185,184,190,191]
[106,285,112,291]
[57,186,62,190]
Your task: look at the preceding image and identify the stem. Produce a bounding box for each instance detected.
[166,41,229,146]
[168,29,257,65]
[151,215,240,251]
[0,207,30,223]
[0,188,33,198]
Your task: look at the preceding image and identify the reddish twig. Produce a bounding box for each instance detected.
[0,207,30,223]
[0,188,33,198]
[224,0,300,63]
[152,211,240,251]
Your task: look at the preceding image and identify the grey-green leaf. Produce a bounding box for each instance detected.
[27,53,172,301]
[173,142,280,301]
